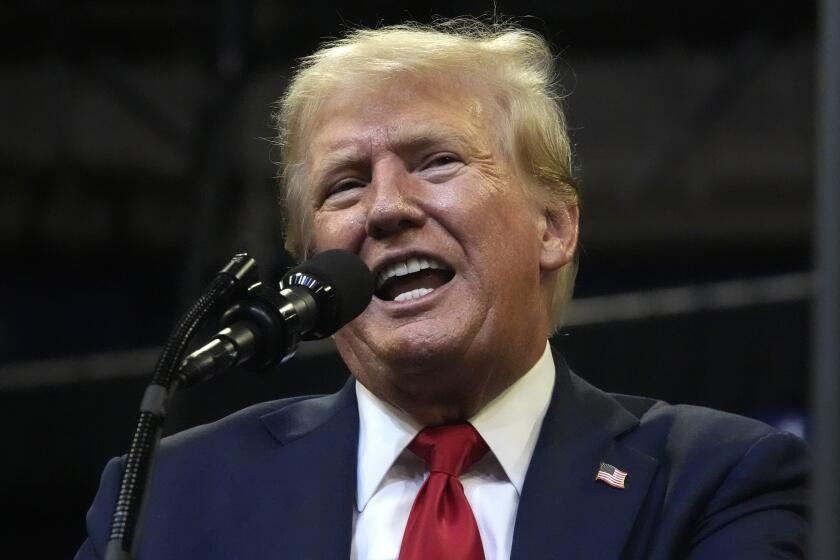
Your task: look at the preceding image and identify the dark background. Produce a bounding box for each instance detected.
[0,0,815,556]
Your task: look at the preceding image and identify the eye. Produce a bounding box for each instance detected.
[319,177,366,208]
[423,154,460,169]
[327,178,365,197]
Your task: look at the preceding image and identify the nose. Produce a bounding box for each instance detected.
[364,164,426,239]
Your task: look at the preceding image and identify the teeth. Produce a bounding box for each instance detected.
[393,288,434,302]
[376,256,447,288]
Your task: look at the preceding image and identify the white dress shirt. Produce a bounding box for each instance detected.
[351,342,556,560]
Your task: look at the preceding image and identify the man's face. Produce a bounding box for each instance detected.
[304,77,570,403]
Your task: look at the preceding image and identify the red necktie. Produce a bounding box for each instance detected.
[398,424,489,560]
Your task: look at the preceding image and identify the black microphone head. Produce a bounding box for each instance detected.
[281,249,373,338]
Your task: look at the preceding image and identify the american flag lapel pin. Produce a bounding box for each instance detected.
[595,462,628,489]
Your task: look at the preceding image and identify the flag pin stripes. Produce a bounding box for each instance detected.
[595,462,628,489]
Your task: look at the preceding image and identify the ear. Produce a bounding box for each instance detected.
[539,203,579,273]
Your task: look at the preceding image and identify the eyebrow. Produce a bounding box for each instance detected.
[311,123,478,179]
[313,148,366,178]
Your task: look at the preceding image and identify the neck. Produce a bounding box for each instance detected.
[354,339,546,426]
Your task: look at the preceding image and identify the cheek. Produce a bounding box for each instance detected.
[423,176,497,232]
[428,181,536,251]
[311,211,366,252]
[465,197,543,279]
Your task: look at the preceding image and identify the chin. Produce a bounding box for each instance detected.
[339,318,477,376]
[392,326,470,367]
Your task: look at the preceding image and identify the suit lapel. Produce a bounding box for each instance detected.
[256,378,359,560]
[249,350,658,559]
[511,350,659,560]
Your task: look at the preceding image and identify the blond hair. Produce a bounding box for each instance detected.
[274,19,580,330]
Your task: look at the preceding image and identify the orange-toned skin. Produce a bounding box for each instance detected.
[307,78,579,426]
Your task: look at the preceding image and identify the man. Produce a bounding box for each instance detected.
[77,21,807,559]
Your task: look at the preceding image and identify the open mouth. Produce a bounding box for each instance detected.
[374,255,455,302]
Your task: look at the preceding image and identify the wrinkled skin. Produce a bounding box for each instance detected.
[305,77,579,425]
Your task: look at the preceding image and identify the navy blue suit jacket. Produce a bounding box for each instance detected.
[77,349,807,559]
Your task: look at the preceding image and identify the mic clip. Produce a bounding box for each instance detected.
[178,281,297,386]
[177,269,334,387]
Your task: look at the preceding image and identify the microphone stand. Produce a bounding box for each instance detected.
[102,248,373,559]
[103,254,258,560]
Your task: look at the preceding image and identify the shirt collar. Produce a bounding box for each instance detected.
[468,342,555,494]
[355,380,422,512]
[354,341,556,512]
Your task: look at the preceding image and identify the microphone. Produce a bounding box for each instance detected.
[179,249,373,385]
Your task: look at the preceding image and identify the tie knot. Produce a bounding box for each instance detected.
[408,423,489,477]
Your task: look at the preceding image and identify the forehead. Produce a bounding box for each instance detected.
[306,77,496,160]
